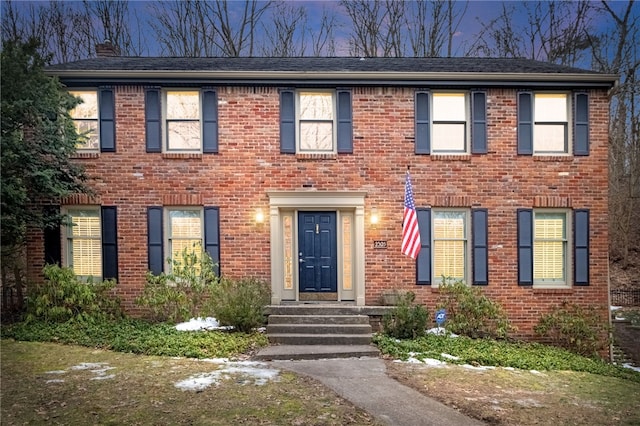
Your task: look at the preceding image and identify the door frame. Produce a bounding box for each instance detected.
[267,191,366,306]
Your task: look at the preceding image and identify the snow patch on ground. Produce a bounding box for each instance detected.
[175,361,280,391]
[175,317,233,331]
[426,327,459,337]
[441,353,460,361]
[462,364,495,371]
[623,363,640,372]
[45,362,116,382]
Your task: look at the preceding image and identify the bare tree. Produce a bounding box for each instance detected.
[310,6,339,57]
[341,0,406,57]
[589,1,640,267]
[81,0,147,56]
[468,1,593,66]
[260,1,307,57]
[406,0,468,57]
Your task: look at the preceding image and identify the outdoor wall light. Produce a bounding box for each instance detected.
[255,208,265,224]
[370,207,379,225]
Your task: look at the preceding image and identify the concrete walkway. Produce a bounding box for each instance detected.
[271,357,485,426]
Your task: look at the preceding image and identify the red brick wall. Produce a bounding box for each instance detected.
[26,85,610,338]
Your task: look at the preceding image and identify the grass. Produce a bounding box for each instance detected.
[373,333,640,383]
[1,340,379,425]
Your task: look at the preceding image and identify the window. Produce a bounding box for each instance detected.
[432,210,469,283]
[533,93,569,153]
[65,208,102,279]
[145,88,217,153]
[70,91,99,151]
[165,90,201,151]
[432,93,468,153]
[533,211,568,285]
[279,89,352,154]
[298,91,335,152]
[147,207,220,276]
[167,208,203,270]
[415,91,486,155]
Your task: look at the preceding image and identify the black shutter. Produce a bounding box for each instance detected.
[99,88,115,152]
[43,206,61,265]
[336,89,353,153]
[472,208,488,285]
[145,89,162,153]
[574,209,590,285]
[101,206,118,281]
[280,89,295,153]
[204,207,221,276]
[147,207,163,274]
[415,91,430,154]
[202,88,218,153]
[574,93,589,156]
[416,208,431,285]
[517,209,533,285]
[471,91,487,154]
[517,92,533,155]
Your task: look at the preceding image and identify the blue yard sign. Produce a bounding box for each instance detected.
[435,309,446,327]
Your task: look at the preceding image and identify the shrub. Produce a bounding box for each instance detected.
[382,291,429,339]
[136,247,218,323]
[437,278,514,339]
[26,264,122,323]
[209,277,270,333]
[535,301,610,357]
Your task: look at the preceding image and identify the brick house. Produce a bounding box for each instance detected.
[30,56,616,340]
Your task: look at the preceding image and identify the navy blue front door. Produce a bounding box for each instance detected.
[298,212,337,293]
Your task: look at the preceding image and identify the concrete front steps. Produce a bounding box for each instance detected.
[254,305,383,360]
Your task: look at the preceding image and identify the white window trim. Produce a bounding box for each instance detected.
[533,92,571,155]
[63,206,102,280]
[164,207,204,272]
[532,209,572,288]
[431,91,470,154]
[431,208,471,286]
[69,89,100,152]
[295,89,337,154]
[162,89,203,153]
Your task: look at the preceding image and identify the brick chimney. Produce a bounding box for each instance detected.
[95,40,120,57]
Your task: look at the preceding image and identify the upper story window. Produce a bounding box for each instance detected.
[415,90,487,155]
[518,91,589,156]
[145,88,218,154]
[432,93,468,153]
[280,88,352,155]
[166,90,201,152]
[533,93,569,154]
[65,207,102,279]
[298,91,335,152]
[69,91,99,151]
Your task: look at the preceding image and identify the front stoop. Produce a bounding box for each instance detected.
[254,305,384,360]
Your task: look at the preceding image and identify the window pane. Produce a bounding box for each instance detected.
[75,120,99,150]
[434,212,465,239]
[283,214,293,290]
[433,93,465,121]
[170,211,202,238]
[167,121,201,150]
[535,94,567,122]
[534,213,566,282]
[300,121,333,151]
[299,92,333,120]
[342,215,352,291]
[70,92,98,119]
[68,209,101,278]
[534,124,566,152]
[167,91,199,119]
[432,123,465,152]
[434,240,465,279]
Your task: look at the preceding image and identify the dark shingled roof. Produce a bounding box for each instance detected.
[47,56,601,75]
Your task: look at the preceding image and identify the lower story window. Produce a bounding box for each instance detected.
[433,210,468,283]
[167,208,203,271]
[66,208,102,279]
[533,211,568,284]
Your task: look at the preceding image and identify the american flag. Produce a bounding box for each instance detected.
[402,171,421,259]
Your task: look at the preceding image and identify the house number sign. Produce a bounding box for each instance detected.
[373,241,388,249]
